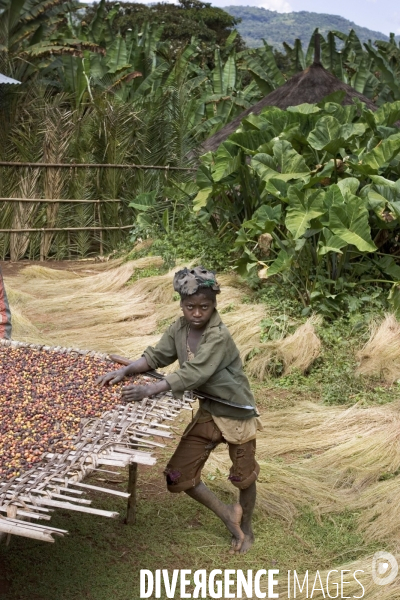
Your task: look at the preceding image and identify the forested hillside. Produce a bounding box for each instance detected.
[224,6,393,48]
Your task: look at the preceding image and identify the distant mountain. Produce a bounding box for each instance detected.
[223,6,396,49]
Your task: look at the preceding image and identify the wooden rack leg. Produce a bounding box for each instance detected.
[125,462,138,525]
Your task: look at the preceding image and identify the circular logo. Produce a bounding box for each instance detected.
[372,551,398,586]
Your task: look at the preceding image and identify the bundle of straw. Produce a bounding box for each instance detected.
[256,401,399,459]
[356,479,400,544]
[356,314,400,383]
[246,317,322,379]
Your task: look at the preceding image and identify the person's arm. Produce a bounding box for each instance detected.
[96,356,151,386]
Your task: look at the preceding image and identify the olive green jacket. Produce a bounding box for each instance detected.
[143,310,258,419]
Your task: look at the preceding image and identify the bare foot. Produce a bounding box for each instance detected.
[221,503,244,553]
[237,531,255,554]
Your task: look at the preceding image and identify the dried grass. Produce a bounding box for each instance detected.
[356,314,400,383]
[355,479,400,544]
[256,401,397,459]
[18,265,79,280]
[222,304,266,361]
[309,406,400,492]
[279,316,322,373]
[247,316,322,379]
[10,306,45,344]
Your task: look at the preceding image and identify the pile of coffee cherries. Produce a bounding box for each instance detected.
[0,347,135,481]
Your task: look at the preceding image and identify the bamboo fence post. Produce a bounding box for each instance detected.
[125,459,138,525]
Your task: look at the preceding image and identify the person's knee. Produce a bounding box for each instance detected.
[164,467,201,493]
[228,437,259,490]
[229,461,260,489]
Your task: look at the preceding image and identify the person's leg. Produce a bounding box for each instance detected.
[228,439,259,554]
[164,419,245,551]
[185,482,244,552]
[236,481,256,554]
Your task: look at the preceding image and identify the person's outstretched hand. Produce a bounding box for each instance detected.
[121,384,157,402]
[96,368,127,386]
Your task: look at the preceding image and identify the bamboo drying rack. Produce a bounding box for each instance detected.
[0,338,194,543]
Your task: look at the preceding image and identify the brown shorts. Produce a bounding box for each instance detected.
[164,419,260,493]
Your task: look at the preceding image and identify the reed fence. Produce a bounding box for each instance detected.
[0,162,195,261]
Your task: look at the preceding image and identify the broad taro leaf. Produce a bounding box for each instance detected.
[264,178,290,200]
[212,144,242,183]
[193,188,213,212]
[286,104,321,115]
[340,122,366,143]
[286,187,326,239]
[267,248,294,277]
[129,190,157,212]
[253,204,282,233]
[251,148,309,186]
[323,102,357,124]
[196,164,214,189]
[273,140,309,175]
[229,129,273,153]
[307,116,343,154]
[328,192,376,252]
[318,229,346,256]
[376,256,400,281]
[308,117,365,154]
[374,101,400,127]
[362,187,388,219]
[352,133,400,174]
[252,153,276,181]
[337,178,360,195]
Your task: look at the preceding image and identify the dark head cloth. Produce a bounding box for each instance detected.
[173,266,221,297]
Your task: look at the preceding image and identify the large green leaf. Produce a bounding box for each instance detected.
[229,129,273,152]
[318,229,346,255]
[222,53,236,93]
[376,256,400,281]
[252,152,309,183]
[307,116,342,154]
[213,48,223,95]
[266,249,294,277]
[129,190,157,212]
[337,178,360,195]
[328,193,376,252]
[374,100,400,126]
[193,188,212,212]
[286,187,326,239]
[272,140,309,175]
[212,146,242,183]
[356,133,400,173]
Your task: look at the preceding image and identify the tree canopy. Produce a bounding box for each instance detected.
[81,0,245,55]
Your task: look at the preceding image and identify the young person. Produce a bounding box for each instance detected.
[97,266,262,554]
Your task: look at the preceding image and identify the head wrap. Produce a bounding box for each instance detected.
[173,266,221,297]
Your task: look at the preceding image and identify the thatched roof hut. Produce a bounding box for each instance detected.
[201,60,376,154]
